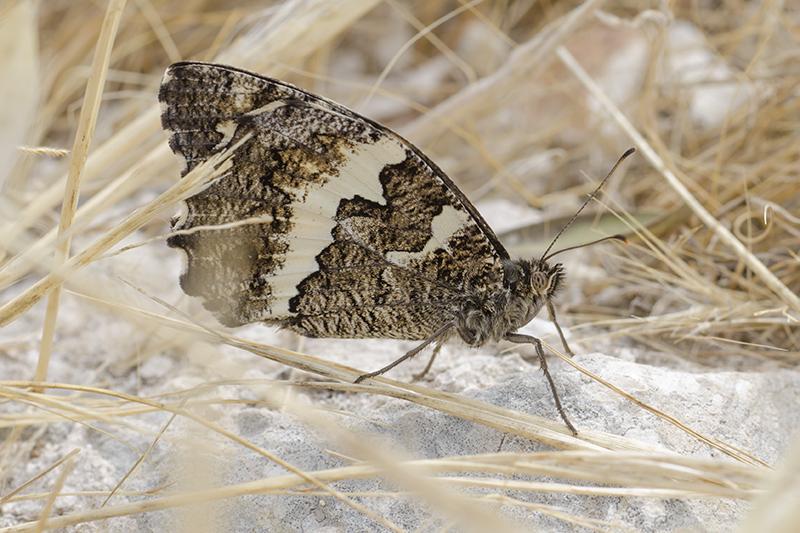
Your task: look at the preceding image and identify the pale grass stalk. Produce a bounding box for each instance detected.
[32,455,76,533]
[0,137,245,327]
[555,45,800,313]
[0,376,768,532]
[37,0,128,384]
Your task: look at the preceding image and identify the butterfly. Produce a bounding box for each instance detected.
[159,61,633,435]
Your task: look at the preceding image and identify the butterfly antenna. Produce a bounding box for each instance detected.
[540,147,635,260]
[545,234,627,261]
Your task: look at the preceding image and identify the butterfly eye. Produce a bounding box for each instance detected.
[531,271,549,292]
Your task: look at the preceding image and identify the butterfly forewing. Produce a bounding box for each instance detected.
[159,62,508,340]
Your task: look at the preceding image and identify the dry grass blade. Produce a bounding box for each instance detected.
[552,344,767,467]
[0,449,80,506]
[555,46,800,313]
[37,0,128,385]
[0,137,244,327]
[16,146,69,157]
[0,380,768,533]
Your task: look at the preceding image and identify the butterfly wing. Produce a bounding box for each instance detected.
[159,61,510,340]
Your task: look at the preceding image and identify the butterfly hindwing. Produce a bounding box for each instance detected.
[159,61,509,340]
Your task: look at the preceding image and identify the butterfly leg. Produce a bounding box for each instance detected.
[547,301,574,356]
[355,322,456,383]
[411,343,443,382]
[505,332,578,435]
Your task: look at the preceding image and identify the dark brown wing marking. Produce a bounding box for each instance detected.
[159,61,508,339]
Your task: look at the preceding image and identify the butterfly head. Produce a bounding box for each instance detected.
[501,258,565,328]
[526,258,565,315]
[530,260,564,300]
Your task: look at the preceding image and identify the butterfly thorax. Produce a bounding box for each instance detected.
[455,258,565,347]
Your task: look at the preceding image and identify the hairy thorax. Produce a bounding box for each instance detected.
[455,258,564,347]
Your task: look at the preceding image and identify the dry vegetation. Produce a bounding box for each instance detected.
[1,0,799,531]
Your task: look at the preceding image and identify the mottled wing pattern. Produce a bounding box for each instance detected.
[159,62,510,340]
